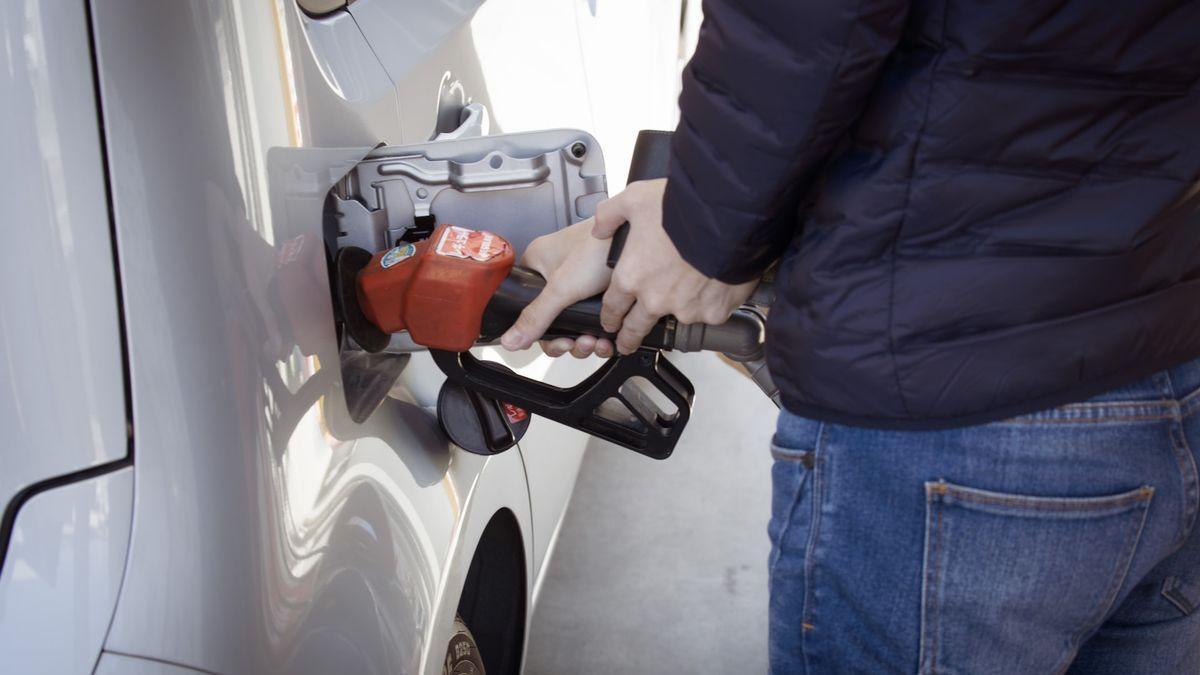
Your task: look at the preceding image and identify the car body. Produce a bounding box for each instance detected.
[0,1,682,672]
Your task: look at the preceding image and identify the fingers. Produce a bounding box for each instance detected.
[591,194,626,240]
[615,302,662,355]
[541,338,574,357]
[569,335,596,358]
[600,280,635,333]
[594,338,614,358]
[539,335,614,359]
[501,285,572,351]
[592,179,665,240]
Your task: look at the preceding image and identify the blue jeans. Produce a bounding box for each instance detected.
[769,358,1200,674]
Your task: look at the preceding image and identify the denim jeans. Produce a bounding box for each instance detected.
[769,358,1200,674]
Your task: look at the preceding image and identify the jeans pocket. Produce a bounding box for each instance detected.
[771,442,816,467]
[769,427,819,573]
[773,409,823,463]
[769,444,818,673]
[769,443,815,568]
[919,481,1154,675]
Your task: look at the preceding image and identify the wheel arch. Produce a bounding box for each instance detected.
[455,508,527,675]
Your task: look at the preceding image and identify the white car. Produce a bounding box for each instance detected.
[0,1,683,672]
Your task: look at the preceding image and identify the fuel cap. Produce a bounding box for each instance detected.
[437,380,530,455]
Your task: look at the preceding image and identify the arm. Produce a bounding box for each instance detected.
[663,0,910,283]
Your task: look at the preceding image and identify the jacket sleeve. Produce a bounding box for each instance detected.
[663,0,909,283]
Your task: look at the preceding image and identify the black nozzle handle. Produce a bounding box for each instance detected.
[605,225,630,269]
[479,267,673,348]
[431,346,694,459]
[480,266,766,359]
[607,130,673,269]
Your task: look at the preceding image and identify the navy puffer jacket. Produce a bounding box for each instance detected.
[664,0,1200,428]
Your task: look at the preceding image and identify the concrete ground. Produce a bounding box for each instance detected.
[525,352,780,674]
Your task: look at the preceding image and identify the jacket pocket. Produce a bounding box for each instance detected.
[919,481,1153,675]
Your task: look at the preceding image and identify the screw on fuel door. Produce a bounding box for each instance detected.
[437,380,531,455]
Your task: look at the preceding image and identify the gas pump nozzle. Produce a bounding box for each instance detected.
[333,130,777,459]
[477,266,769,362]
[483,268,778,404]
[335,222,771,460]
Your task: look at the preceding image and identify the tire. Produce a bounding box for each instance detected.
[443,615,487,675]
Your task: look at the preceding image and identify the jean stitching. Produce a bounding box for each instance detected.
[942,484,1154,511]
[995,395,1179,425]
[800,423,828,672]
[986,380,1188,426]
[1182,387,1200,418]
[1161,577,1197,616]
[1043,400,1170,408]
[769,463,809,577]
[1052,495,1153,674]
[1168,411,1200,548]
[934,500,943,675]
[1160,371,1200,548]
[999,411,1173,425]
[1153,371,1176,399]
[919,484,945,675]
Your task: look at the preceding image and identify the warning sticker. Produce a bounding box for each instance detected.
[435,225,508,262]
[501,402,528,425]
[380,243,417,269]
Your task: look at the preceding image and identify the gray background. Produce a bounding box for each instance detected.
[526,352,778,673]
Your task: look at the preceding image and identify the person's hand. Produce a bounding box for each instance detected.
[594,179,757,354]
[499,219,616,358]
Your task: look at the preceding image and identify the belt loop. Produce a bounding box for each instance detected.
[1154,371,1176,400]
[1170,357,1200,398]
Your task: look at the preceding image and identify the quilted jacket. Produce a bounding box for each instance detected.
[663,0,1200,428]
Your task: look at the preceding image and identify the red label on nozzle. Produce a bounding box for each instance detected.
[435,225,509,262]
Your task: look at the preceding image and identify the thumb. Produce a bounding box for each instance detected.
[591,218,625,240]
[500,285,572,351]
[591,198,627,240]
